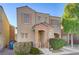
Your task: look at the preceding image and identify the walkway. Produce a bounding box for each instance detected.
[39,48,53,55]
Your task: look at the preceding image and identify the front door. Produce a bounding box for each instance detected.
[39,30,45,48]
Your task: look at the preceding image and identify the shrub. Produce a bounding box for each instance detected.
[49,38,65,50]
[30,47,41,55]
[14,42,32,55]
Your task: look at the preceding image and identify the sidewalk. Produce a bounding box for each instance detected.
[39,46,79,55]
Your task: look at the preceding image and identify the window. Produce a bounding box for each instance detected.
[21,33,24,38]
[25,33,28,38]
[23,13,29,23]
[54,33,59,38]
[38,16,41,20]
[44,17,47,23]
[45,17,47,20]
[50,19,60,26]
[21,33,28,38]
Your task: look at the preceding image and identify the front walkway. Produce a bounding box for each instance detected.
[39,48,53,55]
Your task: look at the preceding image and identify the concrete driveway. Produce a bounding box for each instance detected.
[0,48,14,55]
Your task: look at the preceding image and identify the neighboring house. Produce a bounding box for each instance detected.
[0,6,10,48]
[61,28,79,44]
[17,6,61,48]
[15,27,17,41]
[10,25,15,41]
[0,6,15,48]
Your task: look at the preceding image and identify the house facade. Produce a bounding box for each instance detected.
[17,6,61,48]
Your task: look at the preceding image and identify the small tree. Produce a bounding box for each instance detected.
[62,3,79,48]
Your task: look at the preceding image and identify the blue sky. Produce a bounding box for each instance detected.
[0,3,65,27]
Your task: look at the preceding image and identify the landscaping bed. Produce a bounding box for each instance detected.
[14,42,42,55]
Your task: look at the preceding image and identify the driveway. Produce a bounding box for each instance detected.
[65,52,79,55]
[0,48,14,55]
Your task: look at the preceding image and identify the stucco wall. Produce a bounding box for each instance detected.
[17,6,35,42]
[49,16,61,38]
[0,6,10,47]
[35,13,49,24]
[2,8,10,47]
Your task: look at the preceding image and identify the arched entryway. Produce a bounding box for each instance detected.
[33,22,54,48]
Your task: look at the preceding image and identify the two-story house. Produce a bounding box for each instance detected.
[17,6,61,48]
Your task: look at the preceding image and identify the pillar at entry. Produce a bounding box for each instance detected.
[35,29,39,48]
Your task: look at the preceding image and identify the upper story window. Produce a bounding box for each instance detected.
[25,33,28,38]
[38,16,41,21]
[50,19,60,26]
[21,33,24,38]
[45,17,47,20]
[23,13,29,23]
[44,17,47,23]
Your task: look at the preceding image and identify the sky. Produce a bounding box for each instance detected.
[0,3,65,27]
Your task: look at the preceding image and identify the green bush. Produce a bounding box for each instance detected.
[30,47,41,55]
[14,42,32,55]
[49,38,65,50]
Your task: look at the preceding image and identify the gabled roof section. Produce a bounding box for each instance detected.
[32,22,53,29]
[49,15,61,18]
[17,6,49,16]
[17,6,36,12]
[17,6,61,19]
[35,11,49,15]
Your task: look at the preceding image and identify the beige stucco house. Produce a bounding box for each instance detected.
[17,6,61,48]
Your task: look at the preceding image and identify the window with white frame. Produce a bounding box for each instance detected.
[21,33,28,38]
[25,33,28,38]
[38,16,41,20]
[21,33,24,38]
[23,13,29,23]
[38,16,41,21]
[44,17,47,23]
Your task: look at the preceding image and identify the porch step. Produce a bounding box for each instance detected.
[39,48,53,55]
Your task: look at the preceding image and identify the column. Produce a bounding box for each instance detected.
[35,29,39,48]
[44,31,49,48]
